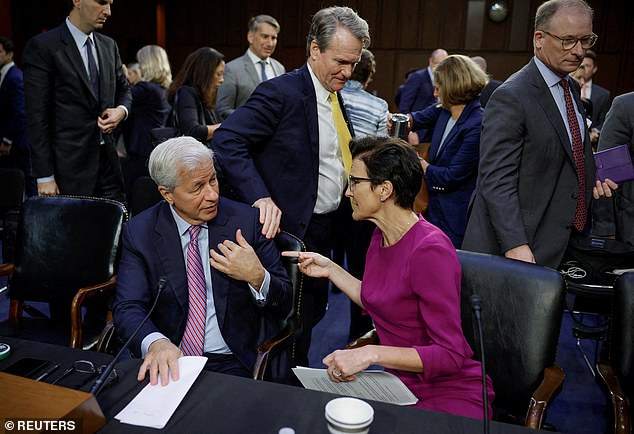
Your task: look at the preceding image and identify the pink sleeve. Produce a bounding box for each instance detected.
[409,238,471,381]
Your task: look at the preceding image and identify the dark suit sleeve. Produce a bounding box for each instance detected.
[113,223,163,355]
[2,70,28,152]
[174,86,209,143]
[398,72,422,113]
[426,113,481,191]
[113,42,132,112]
[23,36,56,178]
[477,86,529,251]
[212,79,285,205]
[410,103,441,130]
[598,95,633,151]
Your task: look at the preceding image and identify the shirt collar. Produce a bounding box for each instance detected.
[247,48,268,65]
[66,16,94,51]
[0,61,14,79]
[534,55,566,88]
[169,204,208,237]
[307,63,332,103]
[344,80,363,91]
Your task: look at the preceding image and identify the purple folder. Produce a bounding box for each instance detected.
[594,144,634,184]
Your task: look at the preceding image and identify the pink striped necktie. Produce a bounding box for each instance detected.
[559,79,587,232]
[180,225,207,356]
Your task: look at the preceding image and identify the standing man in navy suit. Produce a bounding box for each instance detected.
[398,48,448,143]
[113,137,293,385]
[212,6,370,366]
[23,0,131,201]
[0,36,34,195]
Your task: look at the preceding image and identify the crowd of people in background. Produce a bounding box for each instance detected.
[1,0,633,421]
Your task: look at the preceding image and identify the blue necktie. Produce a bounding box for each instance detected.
[85,38,100,99]
[259,60,268,82]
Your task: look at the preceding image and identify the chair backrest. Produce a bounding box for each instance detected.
[457,250,566,419]
[10,196,127,301]
[273,231,305,323]
[611,272,634,397]
[129,176,163,216]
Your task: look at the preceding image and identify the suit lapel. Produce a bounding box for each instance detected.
[153,202,189,313]
[59,25,97,103]
[301,66,320,175]
[243,54,261,87]
[434,100,480,162]
[430,110,451,162]
[206,202,232,329]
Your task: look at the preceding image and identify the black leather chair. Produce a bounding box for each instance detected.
[0,168,25,263]
[0,196,127,349]
[129,176,163,217]
[253,231,305,380]
[597,271,634,434]
[348,251,566,429]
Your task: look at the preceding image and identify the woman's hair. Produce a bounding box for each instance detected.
[167,47,224,107]
[350,136,423,210]
[434,55,487,106]
[137,45,172,89]
[149,136,214,192]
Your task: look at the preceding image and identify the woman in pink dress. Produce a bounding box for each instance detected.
[284,136,494,419]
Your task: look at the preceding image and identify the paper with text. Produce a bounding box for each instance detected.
[115,356,207,429]
[292,366,418,406]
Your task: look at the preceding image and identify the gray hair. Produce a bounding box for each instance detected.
[148,137,214,192]
[248,14,280,33]
[305,6,370,57]
[535,0,593,31]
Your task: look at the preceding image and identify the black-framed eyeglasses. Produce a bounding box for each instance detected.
[51,360,118,387]
[541,30,598,50]
[348,175,372,192]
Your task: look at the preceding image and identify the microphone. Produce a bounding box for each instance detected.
[90,277,167,396]
[470,294,489,434]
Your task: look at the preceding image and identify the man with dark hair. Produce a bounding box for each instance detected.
[0,36,34,195]
[463,0,616,268]
[216,14,285,120]
[213,6,370,365]
[580,50,611,137]
[23,0,131,201]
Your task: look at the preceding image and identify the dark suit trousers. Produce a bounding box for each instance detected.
[96,145,126,203]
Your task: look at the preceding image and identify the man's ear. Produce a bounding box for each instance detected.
[158,186,172,204]
[309,40,320,61]
[534,31,545,51]
[247,31,254,45]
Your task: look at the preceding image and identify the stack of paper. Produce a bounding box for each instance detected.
[115,356,207,429]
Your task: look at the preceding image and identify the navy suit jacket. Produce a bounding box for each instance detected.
[212,64,353,239]
[113,198,293,370]
[0,64,31,175]
[122,81,170,158]
[411,99,482,247]
[23,23,131,195]
[590,82,611,130]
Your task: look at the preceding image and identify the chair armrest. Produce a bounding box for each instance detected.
[345,329,379,350]
[0,263,14,276]
[525,365,565,429]
[252,316,301,381]
[70,276,117,348]
[597,362,631,434]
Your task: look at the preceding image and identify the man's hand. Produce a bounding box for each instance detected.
[252,197,281,239]
[593,178,618,199]
[38,180,60,196]
[504,244,536,264]
[137,338,182,386]
[98,107,126,134]
[210,229,265,289]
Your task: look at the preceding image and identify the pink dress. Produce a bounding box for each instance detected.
[360,216,495,419]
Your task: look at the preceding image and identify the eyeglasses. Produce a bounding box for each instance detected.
[348,175,372,192]
[51,360,118,387]
[541,30,598,50]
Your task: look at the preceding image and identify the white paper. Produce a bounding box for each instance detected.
[115,356,207,429]
[292,366,418,406]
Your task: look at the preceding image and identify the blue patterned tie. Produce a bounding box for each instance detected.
[259,60,268,82]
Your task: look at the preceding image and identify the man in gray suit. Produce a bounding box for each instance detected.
[597,92,634,246]
[216,15,285,120]
[463,0,616,269]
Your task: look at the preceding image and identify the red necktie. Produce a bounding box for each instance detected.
[180,225,207,356]
[559,79,587,232]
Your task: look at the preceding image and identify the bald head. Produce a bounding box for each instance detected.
[429,49,448,69]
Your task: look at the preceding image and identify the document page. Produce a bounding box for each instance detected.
[292,366,418,405]
[115,356,207,429]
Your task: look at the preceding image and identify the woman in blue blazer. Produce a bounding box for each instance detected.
[410,55,487,248]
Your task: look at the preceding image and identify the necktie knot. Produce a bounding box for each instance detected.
[559,78,569,90]
[189,225,202,241]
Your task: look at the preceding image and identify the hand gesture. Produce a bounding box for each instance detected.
[138,338,182,386]
[281,251,333,279]
[210,229,265,289]
[252,197,281,239]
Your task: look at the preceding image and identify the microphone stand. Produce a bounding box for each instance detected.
[90,277,167,396]
[470,294,489,434]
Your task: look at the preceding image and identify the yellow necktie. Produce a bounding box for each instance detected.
[330,92,352,174]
